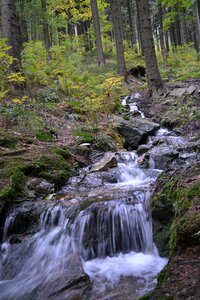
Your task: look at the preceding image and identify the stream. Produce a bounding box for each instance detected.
[0,97,179,299]
[0,149,168,299]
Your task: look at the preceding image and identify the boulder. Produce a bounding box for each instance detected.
[90,152,117,172]
[137,144,152,155]
[27,178,54,197]
[169,88,187,97]
[112,116,160,149]
[37,254,91,300]
[186,85,196,95]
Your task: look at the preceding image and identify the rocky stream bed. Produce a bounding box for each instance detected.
[0,84,200,299]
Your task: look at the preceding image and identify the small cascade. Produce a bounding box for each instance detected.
[71,200,153,260]
[0,148,168,299]
[121,93,145,118]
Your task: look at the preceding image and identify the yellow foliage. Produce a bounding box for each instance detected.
[0,89,8,102]
[11,96,28,105]
[7,72,26,84]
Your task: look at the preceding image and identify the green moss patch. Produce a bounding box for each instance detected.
[0,163,25,205]
[23,150,71,188]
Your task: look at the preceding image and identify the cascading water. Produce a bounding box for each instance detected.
[0,150,167,299]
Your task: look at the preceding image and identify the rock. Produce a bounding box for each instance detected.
[79,143,91,148]
[169,88,187,97]
[90,152,117,172]
[27,178,54,197]
[112,116,160,149]
[137,144,152,155]
[186,85,196,95]
[37,254,91,300]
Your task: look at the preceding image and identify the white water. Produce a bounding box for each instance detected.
[121,93,145,118]
[0,151,167,299]
[84,251,167,296]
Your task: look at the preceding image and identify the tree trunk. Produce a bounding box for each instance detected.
[41,0,51,52]
[194,2,200,58]
[127,0,137,48]
[158,4,167,67]
[90,0,105,66]
[137,0,164,97]
[110,0,126,75]
[1,0,21,68]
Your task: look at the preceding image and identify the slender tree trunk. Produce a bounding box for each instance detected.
[165,31,170,52]
[196,0,200,31]
[158,4,167,66]
[1,0,21,69]
[41,0,51,52]
[127,0,136,47]
[90,0,105,66]
[110,0,126,75]
[175,13,182,46]
[137,0,164,97]
[136,0,144,55]
[194,2,200,59]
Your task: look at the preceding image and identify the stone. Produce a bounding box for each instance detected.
[27,178,54,197]
[37,254,91,300]
[137,144,152,156]
[79,143,91,148]
[169,88,187,97]
[186,85,196,95]
[90,152,117,172]
[112,115,160,149]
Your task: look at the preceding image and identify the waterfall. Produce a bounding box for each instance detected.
[0,151,167,299]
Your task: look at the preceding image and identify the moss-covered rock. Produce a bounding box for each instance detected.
[23,152,71,188]
[0,163,25,208]
[147,163,200,300]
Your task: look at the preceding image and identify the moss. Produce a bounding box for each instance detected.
[187,180,200,198]
[139,291,155,300]
[157,265,169,288]
[73,129,95,143]
[23,153,71,188]
[36,130,53,141]
[0,164,25,203]
[53,147,71,159]
[0,138,17,149]
[93,133,117,152]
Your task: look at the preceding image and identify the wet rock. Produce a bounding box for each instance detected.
[137,144,152,155]
[169,88,187,97]
[149,145,179,170]
[27,178,54,197]
[112,116,160,149]
[2,202,45,239]
[37,254,91,300]
[90,152,117,172]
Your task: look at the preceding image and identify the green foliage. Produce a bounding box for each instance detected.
[21,41,48,87]
[158,44,200,80]
[0,38,15,101]
[160,0,193,30]
[36,130,53,141]
[74,129,95,143]
[53,147,71,159]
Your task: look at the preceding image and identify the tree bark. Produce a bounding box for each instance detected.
[110,0,126,75]
[158,4,167,67]
[90,0,105,66]
[137,0,164,97]
[127,0,137,48]
[1,0,21,68]
[41,0,51,52]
